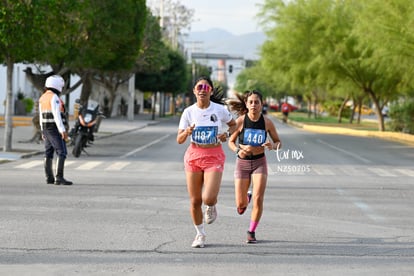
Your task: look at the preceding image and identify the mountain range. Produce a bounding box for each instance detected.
[186,28,267,60]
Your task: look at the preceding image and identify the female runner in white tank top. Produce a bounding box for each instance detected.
[177,76,236,248]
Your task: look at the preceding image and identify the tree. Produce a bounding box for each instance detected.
[162,50,188,94]
[258,0,408,130]
[355,0,414,87]
[319,0,404,130]
[258,0,331,118]
[71,0,147,105]
[1,0,148,151]
[135,47,188,119]
[0,1,44,151]
[134,10,172,119]
[33,0,147,106]
[149,0,194,49]
[353,0,414,128]
[234,63,282,99]
[135,11,170,75]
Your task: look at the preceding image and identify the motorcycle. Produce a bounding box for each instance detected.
[69,99,105,158]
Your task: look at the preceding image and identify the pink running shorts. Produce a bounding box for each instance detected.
[184,144,225,173]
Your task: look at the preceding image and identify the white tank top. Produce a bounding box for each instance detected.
[178,102,233,144]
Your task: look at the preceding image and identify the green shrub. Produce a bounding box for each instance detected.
[22,97,34,113]
[322,101,351,118]
[17,92,25,100]
[388,99,414,134]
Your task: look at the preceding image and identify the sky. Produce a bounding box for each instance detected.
[150,0,264,35]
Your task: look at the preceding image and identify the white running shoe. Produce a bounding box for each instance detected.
[205,205,217,224]
[191,234,206,248]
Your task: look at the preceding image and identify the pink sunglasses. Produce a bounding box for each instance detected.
[195,83,212,92]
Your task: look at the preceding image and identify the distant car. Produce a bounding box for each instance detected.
[382,106,389,117]
[356,105,375,115]
[262,103,269,114]
[289,103,298,112]
[269,104,279,111]
[269,103,298,112]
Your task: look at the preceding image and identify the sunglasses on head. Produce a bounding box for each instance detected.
[195,83,212,92]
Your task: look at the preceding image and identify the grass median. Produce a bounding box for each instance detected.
[275,111,379,131]
[271,111,414,145]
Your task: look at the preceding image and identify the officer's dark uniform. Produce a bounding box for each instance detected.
[39,75,73,185]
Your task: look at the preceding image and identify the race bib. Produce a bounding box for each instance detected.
[243,128,266,146]
[192,126,218,144]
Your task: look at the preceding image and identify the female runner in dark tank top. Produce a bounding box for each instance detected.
[228,90,282,243]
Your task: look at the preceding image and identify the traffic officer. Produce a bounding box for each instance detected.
[39,75,73,185]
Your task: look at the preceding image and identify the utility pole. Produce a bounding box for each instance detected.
[185,41,203,85]
[159,0,164,29]
[127,74,135,121]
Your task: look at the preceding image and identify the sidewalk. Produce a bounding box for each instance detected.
[0,113,161,161]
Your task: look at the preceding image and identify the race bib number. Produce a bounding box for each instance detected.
[243,128,266,146]
[192,126,218,144]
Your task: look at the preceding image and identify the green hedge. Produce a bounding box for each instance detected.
[388,100,414,134]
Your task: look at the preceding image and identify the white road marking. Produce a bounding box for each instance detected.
[367,167,397,177]
[394,168,414,177]
[65,161,76,166]
[120,134,170,158]
[15,160,42,168]
[312,167,335,175]
[317,139,372,164]
[336,188,385,222]
[105,162,130,171]
[75,161,102,170]
[338,166,368,176]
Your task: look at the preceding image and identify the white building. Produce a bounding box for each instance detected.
[0,64,144,117]
[190,53,245,99]
[0,64,81,116]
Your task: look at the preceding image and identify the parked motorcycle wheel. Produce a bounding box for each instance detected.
[72,133,84,158]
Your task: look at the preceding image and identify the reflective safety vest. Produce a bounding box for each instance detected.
[39,90,67,132]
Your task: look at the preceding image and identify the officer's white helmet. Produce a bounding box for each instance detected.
[45,75,65,92]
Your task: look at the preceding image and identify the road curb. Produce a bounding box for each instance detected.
[282,118,414,146]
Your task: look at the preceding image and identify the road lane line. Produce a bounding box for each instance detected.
[317,139,372,164]
[353,202,385,221]
[121,134,170,158]
[336,188,385,222]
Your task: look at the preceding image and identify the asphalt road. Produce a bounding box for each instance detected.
[0,116,413,275]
